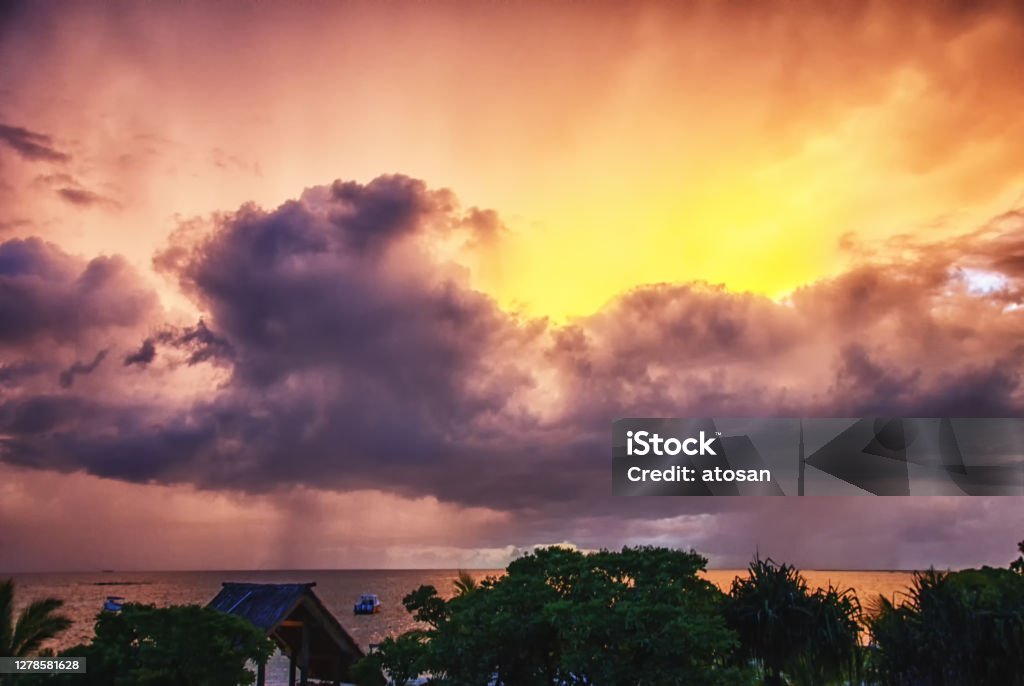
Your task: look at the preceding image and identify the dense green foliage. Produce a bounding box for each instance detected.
[722,558,862,686]
[37,604,274,686]
[867,566,1024,685]
[359,541,1024,686]
[9,538,1024,685]
[355,546,748,686]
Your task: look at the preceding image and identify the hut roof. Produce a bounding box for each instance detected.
[209,582,314,630]
[208,582,364,683]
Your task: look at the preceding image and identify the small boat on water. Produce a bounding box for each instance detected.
[102,596,125,612]
[353,593,381,615]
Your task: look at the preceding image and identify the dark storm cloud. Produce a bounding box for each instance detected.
[122,322,232,367]
[0,395,90,436]
[58,349,108,388]
[2,176,1024,522]
[327,176,455,254]
[154,174,525,401]
[0,394,210,483]
[828,343,1024,417]
[0,176,535,497]
[124,338,157,367]
[131,174,538,494]
[0,237,156,346]
[0,123,69,162]
[0,360,46,387]
[176,320,233,364]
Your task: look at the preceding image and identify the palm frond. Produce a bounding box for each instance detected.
[453,570,478,596]
[11,597,72,657]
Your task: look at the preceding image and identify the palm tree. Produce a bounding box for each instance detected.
[723,557,862,686]
[452,569,478,596]
[0,578,72,658]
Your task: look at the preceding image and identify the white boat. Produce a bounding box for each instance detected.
[353,593,381,614]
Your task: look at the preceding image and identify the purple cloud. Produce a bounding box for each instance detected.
[0,177,1022,529]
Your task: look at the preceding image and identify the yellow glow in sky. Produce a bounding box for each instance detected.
[2,1,1023,321]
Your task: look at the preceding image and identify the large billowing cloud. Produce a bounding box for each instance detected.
[1,175,1023,528]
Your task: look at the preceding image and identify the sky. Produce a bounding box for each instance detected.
[1,0,1023,573]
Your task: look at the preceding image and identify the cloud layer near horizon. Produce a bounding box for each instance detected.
[1,174,1023,570]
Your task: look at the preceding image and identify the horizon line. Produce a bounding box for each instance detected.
[2,566,948,576]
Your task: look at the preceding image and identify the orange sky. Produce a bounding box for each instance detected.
[3,1,1022,319]
[2,1,1024,572]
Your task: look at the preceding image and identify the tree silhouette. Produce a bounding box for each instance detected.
[0,579,71,659]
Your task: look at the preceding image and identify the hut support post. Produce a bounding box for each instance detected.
[333,652,343,686]
[256,660,266,686]
[288,655,297,686]
[300,621,310,686]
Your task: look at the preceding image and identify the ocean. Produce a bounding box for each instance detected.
[7,569,918,684]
